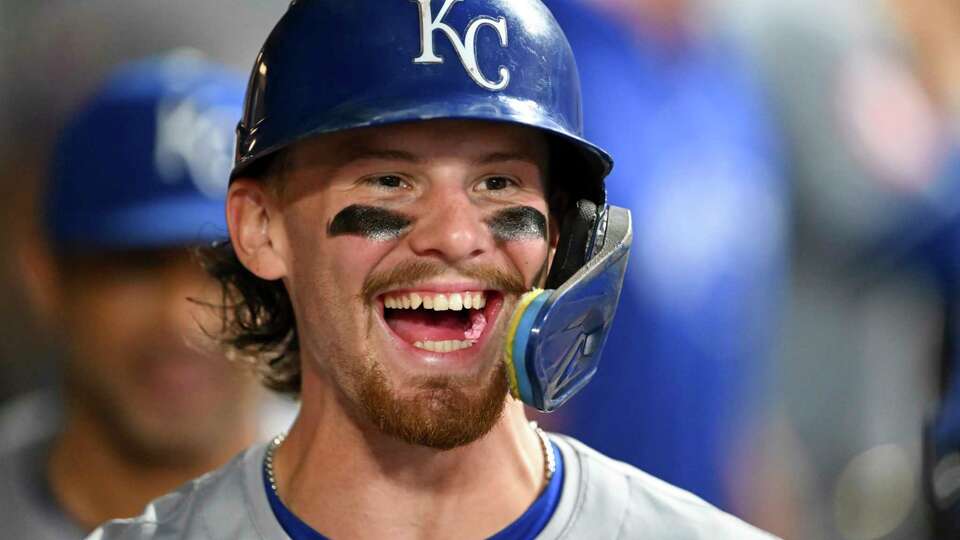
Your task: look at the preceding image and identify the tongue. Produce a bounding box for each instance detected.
[386,310,487,344]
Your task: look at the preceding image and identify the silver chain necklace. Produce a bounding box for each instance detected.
[264,421,555,495]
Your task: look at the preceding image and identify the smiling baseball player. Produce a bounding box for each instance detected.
[89,1,776,538]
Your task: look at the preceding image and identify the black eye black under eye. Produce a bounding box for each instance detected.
[485,206,547,241]
[327,205,413,241]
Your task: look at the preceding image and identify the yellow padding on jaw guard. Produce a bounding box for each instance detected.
[504,288,544,400]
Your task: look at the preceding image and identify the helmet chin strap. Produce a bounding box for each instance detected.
[504,203,632,412]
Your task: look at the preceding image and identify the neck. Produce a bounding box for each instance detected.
[274,374,545,540]
[48,403,255,532]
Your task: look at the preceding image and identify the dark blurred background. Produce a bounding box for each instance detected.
[3,1,960,539]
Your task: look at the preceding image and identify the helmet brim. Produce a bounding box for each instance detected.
[231,93,612,205]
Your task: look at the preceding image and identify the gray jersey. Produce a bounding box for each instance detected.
[0,436,87,540]
[0,389,300,540]
[87,434,776,539]
[0,391,85,540]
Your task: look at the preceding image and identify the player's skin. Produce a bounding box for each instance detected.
[887,0,960,111]
[38,250,260,530]
[229,119,560,539]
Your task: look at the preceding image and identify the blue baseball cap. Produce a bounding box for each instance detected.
[46,51,244,252]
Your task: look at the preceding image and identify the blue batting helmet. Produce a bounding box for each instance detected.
[47,51,244,252]
[233,0,611,203]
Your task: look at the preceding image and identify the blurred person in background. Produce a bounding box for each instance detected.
[541,0,790,533]
[0,0,289,404]
[918,156,960,539]
[717,0,960,537]
[879,0,960,538]
[0,53,283,538]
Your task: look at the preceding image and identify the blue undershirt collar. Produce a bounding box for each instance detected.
[263,441,565,540]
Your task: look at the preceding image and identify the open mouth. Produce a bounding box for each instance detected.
[379,290,504,354]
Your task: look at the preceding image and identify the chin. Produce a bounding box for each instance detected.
[351,355,511,450]
[110,389,247,465]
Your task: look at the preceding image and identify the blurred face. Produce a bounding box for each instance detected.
[264,120,554,449]
[58,249,256,464]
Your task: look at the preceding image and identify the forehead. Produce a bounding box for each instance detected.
[286,119,549,170]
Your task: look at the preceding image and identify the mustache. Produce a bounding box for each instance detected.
[361,260,528,303]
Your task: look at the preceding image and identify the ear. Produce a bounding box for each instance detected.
[226,178,288,280]
[16,230,60,331]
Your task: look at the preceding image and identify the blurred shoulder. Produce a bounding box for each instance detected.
[0,389,62,453]
[86,444,271,540]
[548,434,778,540]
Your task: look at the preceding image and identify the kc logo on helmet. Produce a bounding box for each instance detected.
[412,0,510,91]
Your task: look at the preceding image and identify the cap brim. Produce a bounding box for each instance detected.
[52,195,227,252]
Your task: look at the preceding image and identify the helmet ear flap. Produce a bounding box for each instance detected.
[545,199,598,289]
[509,204,631,411]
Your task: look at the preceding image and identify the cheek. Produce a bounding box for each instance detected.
[503,239,550,284]
[318,236,394,288]
[288,234,395,327]
[289,236,397,372]
[63,286,155,373]
[485,204,551,284]
[286,200,399,291]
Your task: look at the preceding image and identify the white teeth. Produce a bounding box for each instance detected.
[384,291,487,311]
[413,340,475,353]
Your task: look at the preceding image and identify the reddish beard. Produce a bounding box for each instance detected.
[348,258,526,448]
[353,357,510,450]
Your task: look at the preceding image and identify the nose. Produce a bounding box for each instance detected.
[406,187,493,264]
